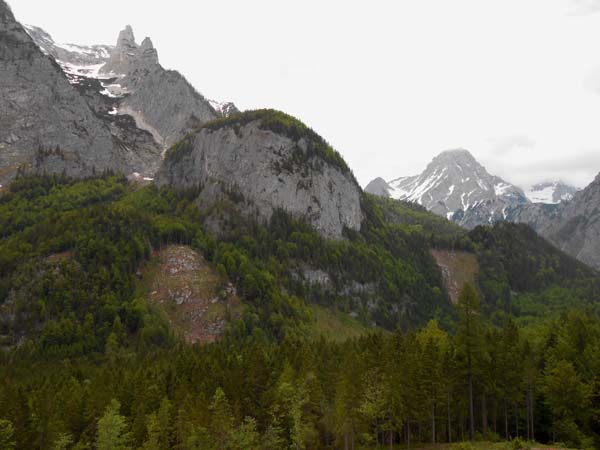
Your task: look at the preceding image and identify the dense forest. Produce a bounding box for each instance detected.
[1,175,599,449]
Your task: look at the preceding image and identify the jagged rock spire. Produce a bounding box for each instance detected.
[117,25,136,49]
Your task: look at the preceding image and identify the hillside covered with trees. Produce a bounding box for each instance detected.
[0,175,599,449]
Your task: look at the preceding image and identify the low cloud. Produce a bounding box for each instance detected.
[534,149,600,173]
[569,0,600,15]
[488,149,600,188]
[487,135,536,157]
[584,65,600,95]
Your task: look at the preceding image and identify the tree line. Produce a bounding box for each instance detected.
[1,283,599,449]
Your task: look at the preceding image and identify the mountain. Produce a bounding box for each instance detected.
[383,148,600,269]
[365,149,529,227]
[156,109,363,239]
[24,23,237,152]
[3,5,600,448]
[511,173,600,270]
[0,13,244,185]
[0,1,164,186]
[523,180,578,204]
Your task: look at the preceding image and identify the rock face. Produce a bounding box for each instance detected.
[364,177,391,198]
[156,110,363,239]
[366,149,529,226]
[511,174,600,270]
[0,1,140,184]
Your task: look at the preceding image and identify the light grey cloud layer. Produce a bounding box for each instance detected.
[487,135,536,157]
[570,0,600,14]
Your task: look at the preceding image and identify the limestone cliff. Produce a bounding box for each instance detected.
[156,110,363,239]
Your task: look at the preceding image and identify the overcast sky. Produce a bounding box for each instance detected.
[8,0,600,188]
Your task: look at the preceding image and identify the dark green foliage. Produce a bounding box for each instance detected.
[162,134,194,166]
[470,222,600,319]
[2,311,600,449]
[1,176,600,449]
[362,193,471,248]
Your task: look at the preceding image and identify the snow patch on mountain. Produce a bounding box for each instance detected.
[523,181,578,204]
[209,100,240,117]
[58,61,107,82]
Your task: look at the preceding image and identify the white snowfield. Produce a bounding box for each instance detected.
[523,181,577,204]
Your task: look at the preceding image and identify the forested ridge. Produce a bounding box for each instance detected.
[0,175,599,449]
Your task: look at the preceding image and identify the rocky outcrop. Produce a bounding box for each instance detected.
[156,110,363,239]
[364,177,391,198]
[0,1,129,184]
[120,67,218,149]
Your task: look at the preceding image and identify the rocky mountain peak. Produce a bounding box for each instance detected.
[140,36,154,49]
[364,177,391,198]
[436,148,476,161]
[117,25,136,49]
[102,25,158,76]
[1,0,12,15]
[428,149,485,175]
[140,37,158,65]
[366,149,528,225]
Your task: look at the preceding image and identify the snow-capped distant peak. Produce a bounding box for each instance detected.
[365,148,529,227]
[209,100,240,117]
[523,181,578,204]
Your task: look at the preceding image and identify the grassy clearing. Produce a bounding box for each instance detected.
[308,304,376,342]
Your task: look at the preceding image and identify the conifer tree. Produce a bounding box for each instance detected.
[455,283,484,440]
[0,420,16,450]
[210,388,234,450]
[96,399,131,450]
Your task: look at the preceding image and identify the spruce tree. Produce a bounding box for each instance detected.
[455,283,484,440]
[96,399,131,450]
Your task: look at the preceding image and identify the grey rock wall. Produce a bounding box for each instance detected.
[156,120,363,239]
[0,1,115,183]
